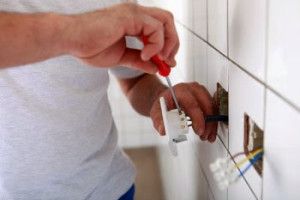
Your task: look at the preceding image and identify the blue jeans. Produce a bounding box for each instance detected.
[118,185,135,200]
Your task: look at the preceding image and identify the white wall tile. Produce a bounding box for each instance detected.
[142,0,207,39]
[263,90,300,200]
[195,139,228,200]
[193,46,229,200]
[172,24,195,82]
[156,142,209,200]
[208,0,228,54]
[228,63,265,199]
[191,0,207,39]
[192,36,207,86]
[207,47,228,95]
[179,143,209,200]
[208,188,215,200]
[228,0,267,81]
[228,180,257,200]
[267,0,300,108]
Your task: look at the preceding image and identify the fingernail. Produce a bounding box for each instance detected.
[158,125,164,136]
[198,129,205,136]
[208,135,214,143]
[166,59,176,67]
[200,135,206,140]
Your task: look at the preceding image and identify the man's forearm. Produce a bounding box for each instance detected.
[0,12,71,68]
[118,74,167,116]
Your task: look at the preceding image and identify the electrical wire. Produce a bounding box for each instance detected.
[216,135,258,200]
[232,148,262,159]
[235,148,263,169]
[232,152,247,158]
[238,152,264,177]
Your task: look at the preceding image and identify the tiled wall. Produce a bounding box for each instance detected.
[109,0,300,199]
[135,0,300,200]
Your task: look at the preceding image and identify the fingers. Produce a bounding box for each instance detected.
[119,48,158,74]
[167,41,180,67]
[150,100,165,136]
[122,4,179,64]
[140,15,165,61]
[174,87,206,136]
[162,85,206,136]
[149,82,217,143]
[141,6,180,63]
[188,83,218,142]
[188,83,214,115]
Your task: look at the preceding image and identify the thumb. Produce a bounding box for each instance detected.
[119,48,158,74]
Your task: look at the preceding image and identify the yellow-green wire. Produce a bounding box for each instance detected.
[234,148,263,169]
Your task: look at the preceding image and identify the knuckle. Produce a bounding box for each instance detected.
[200,135,207,141]
[192,122,201,132]
[165,11,174,21]
[175,83,187,90]
[190,81,200,87]
[188,100,199,109]
[124,2,137,11]
[194,82,205,90]
[156,22,164,30]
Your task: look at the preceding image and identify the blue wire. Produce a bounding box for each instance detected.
[238,152,264,177]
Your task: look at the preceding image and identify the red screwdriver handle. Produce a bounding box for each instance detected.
[141,36,171,77]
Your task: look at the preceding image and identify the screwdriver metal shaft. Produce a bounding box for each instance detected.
[165,77,181,114]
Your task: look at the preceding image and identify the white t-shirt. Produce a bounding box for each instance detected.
[0,1,143,199]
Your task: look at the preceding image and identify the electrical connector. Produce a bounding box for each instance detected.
[209,158,228,172]
[210,155,242,190]
[210,149,264,190]
[160,97,189,156]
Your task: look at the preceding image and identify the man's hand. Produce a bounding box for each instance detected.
[66,3,179,73]
[149,82,218,143]
[0,3,179,71]
[119,74,218,143]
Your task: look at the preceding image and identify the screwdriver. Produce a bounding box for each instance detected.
[142,36,182,114]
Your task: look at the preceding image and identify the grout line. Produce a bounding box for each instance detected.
[206,0,209,41]
[261,0,270,198]
[176,16,257,198]
[175,20,300,114]
[226,3,230,199]
[217,135,259,200]
[191,134,258,199]
[191,141,217,200]
[227,0,229,57]
[197,156,217,200]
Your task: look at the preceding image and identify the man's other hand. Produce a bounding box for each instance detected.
[149,82,218,143]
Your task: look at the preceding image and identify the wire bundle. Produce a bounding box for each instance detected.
[210,148,263,190]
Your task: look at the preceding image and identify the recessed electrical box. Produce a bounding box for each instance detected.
[244,114,264,176]
[214,83,229,125]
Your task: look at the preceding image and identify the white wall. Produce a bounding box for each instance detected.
[109,0,300,199]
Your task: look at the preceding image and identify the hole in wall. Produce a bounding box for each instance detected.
[213,83,228,125]
[244,114,264,177]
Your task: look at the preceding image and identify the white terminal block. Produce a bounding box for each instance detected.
[210,156,240,190]
[159,97,189,156]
